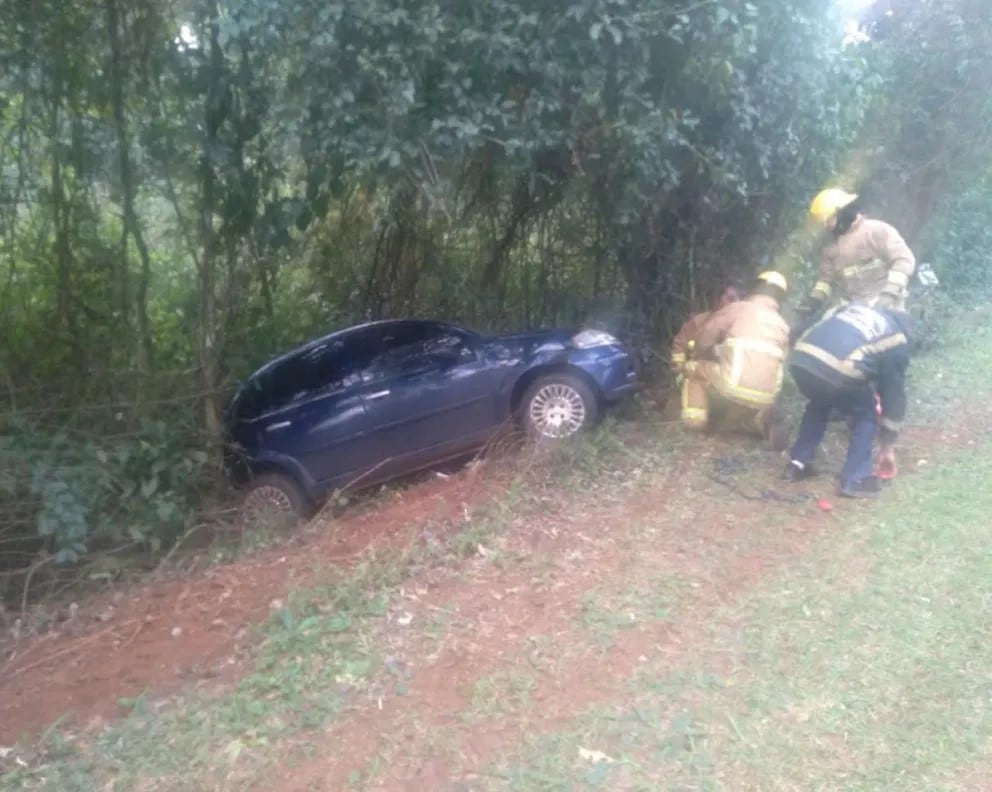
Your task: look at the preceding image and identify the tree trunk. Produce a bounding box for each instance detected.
[0,18,31,341]
[49,60,77,347]
[106,0,154,375]
[198,6,224,440]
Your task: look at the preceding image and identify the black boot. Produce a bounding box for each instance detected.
[839,476,881,498]
[783,460,815,482]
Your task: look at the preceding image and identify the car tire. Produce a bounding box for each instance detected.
[241,472,314,527]
[521,373,600,442]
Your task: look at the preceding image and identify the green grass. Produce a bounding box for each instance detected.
[468,668,539,720]
[485,438,992,791]
[2,563,397,790]
[575,574,688,650]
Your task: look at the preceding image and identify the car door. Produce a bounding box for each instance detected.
[356,323,504,465]
[251,334,381,489]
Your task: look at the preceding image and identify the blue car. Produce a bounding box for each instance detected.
[224,318,638,518]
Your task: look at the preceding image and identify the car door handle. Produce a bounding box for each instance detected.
[366,389,391,401]
[266,420,292,431]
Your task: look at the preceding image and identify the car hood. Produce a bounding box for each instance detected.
[481,328,574,355]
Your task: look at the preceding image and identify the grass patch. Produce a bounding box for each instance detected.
[2,563,394,790]
[468,668,538,721]
[486,437,992,791]
[576,574,687,650]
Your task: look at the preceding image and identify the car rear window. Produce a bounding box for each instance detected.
[237,338,354,420]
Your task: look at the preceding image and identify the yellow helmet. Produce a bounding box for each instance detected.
[757,270,788,293]
[809,188,858,224]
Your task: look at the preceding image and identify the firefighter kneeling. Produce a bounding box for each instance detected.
[679,271,790,450]
[783,301,912,498]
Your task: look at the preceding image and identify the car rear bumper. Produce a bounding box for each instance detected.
[604,379,639,402]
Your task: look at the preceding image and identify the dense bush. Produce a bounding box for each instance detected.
[0,415,208,570]
[927,175,992,298]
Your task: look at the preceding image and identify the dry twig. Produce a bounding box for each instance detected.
[3,620,138,681]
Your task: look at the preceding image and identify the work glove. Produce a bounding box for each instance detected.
[789,298,823,346]
[796,294,824,318]
[874,291,898,309]
[789,316,816,347]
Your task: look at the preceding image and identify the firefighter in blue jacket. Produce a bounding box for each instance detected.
[782,301,912,498]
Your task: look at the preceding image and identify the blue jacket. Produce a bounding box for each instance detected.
[790,302,911,442]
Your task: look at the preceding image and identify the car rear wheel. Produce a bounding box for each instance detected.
[241,472,313,528]
[522,373,600,441]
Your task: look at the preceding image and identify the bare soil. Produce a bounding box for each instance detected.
[0,461,505,744]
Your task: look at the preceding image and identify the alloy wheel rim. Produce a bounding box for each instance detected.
[528,383,586,438]
[244,484,292,517]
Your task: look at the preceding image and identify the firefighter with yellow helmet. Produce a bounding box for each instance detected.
[680,271,791,449]
[795,188,916,339]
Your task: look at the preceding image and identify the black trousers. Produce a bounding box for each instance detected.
[789,365,877,488]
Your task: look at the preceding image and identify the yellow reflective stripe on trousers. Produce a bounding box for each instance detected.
[681,375,708,424]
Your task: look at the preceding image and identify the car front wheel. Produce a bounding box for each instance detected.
[241,472,314,528]
[522,373,600,441]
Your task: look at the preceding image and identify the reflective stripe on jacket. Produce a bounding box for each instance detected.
[693,294,789,408]
[790,302,911,442]
[811,217,916,308]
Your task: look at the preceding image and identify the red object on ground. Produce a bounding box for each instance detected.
[817,498,834,512]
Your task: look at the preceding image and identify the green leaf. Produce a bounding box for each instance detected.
[325,613,352,633]
[342,658,371,677]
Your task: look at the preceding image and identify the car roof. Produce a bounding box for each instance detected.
[246,318,461,382]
